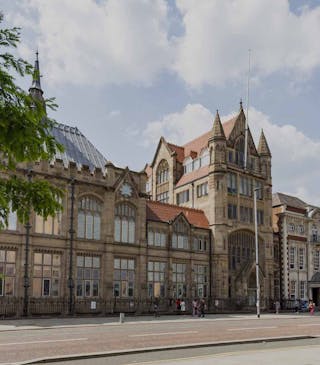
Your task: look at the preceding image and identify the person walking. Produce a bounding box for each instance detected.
[153,297,160,317]
[309,300,315,315]
[180,299,186,313]
[199,298,205,318]
[275,300,280,314]
[192,298,198,317]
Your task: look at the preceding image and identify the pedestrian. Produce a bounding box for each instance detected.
[153,297,160,317]
[180,299,186,312]
[176,298,181,311]
[275,300,280,314]
[199,298,205,318]
[309,300,315,315]
[192,298,198,317]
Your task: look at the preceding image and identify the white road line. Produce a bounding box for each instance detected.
[0,338,88,346]
[228,326,277,331]
[129,331,198,337]
[298,323,320,327]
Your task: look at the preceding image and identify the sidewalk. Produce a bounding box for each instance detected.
[0,312,309,332]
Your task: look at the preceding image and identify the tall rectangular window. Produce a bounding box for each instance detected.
[0,208,17,231]
[228,204,237,220]
[255,181,263,199]
[314,250,320,271]
[172,263,186,298]
[197,182,208,197]
[300,281,306,299]
[240,176,252,196]
[113,258,135,297]
[76,255,100,297]
[176,190,190,205]
[0,249,16,296]
[194,265,208,298]
[33,252,61,297]
[227,173,237,194]
[299,248,304,270]
[148,261,166,297]
[289,247,295,269]
[156,191,169,203]
[290,280,296,299]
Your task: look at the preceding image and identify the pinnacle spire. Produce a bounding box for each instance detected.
[29,50,43,99]
[258,129,271,157]
[212,109,226,140]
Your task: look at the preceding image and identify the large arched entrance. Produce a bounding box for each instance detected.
[228,230,264,305]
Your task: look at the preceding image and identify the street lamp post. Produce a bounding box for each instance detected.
[23,167,32,316]
[254,187,261,318]
[68,178,75,315]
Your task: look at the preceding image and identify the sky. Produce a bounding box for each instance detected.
[1,0,320,204]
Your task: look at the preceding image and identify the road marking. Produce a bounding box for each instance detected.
[298,323,320,327]
[129,331,198,337]
[228,326,277,331]
[124,344,320,365]
[0,338,88,346]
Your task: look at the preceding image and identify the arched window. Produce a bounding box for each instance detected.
[172,219,189,249]
[114,203,136,243]
[156,160,169,184]
[78,196,102,240]
[235,137,245,167]
[228,230,256,271]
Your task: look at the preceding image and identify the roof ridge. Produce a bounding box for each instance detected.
[167,142,184,149]
[147,199,205,213]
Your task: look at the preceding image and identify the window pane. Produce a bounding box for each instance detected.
[33,278,42,297]
[77,256,84,267]
[86,214,93,239]
[78,212,85,238]
[43,279,50,296]
[93,257,100,268]
[0,251,4,262]
[93,214,101,240]
[85,256,92,268]
[122,219,128,242]
[128,220,135,243]
[6,251,16,263]
[115,217,121,242]
[114,258,120,269]
[53,254,61,266]
[43,254,52,265]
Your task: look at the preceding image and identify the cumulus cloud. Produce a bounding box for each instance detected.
[9,0,320,87]
[13,0,172,86]
[142,103,213,146]
[143,103,320,204]
[173,0,320,87]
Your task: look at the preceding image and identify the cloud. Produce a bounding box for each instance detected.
[173,0,320,87]
[142,103,213,146]
[9,0,320,88]
[143,103,320,205]
[107,110,120,118]
[13,0,172,86]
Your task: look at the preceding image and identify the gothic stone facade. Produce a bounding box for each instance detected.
[146,105,274,305]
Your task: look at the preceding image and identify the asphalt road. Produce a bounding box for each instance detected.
[1,314,319,364]
[40,338,320,365]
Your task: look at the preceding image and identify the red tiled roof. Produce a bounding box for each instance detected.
[183,131,211,158]
[167,143,185,163]
[166,116,237,164]
[146,200,209,229]
[175,165,209,187]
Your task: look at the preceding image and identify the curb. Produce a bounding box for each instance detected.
[13,335,315,365]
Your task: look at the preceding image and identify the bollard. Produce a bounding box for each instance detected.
[119,312,125,323]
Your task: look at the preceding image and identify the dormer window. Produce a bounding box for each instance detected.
[183,157,193,174]
[200,148,209,166]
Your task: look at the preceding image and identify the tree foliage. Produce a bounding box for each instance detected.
[0,13,64,228]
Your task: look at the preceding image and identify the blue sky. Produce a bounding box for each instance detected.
[1,0,320,203]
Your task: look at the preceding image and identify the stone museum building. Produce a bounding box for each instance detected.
[273,192,320,307]
[0,55,276,316]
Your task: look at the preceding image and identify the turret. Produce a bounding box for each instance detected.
[209,110,227,170]
[29,51,44,101]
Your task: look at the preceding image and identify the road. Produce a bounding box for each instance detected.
[40,338,320,365]
[0,314,319,364]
